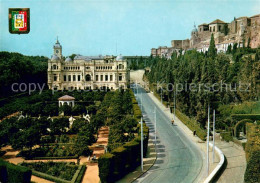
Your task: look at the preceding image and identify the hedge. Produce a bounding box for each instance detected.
[29,156,79,160]
[32,170,70,183]
[0,159,32,183]
[133,103,142,120]
[175,109,207,141]
[231,114,260,121]
[244,151,260,183]
[98,123,149,183]
[74,165,86,183]
[234,119,253,138]
[26,164,85,183]
[98,153,115,183]
[245,123,260,161]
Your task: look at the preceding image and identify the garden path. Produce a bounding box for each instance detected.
[81,126,109,183]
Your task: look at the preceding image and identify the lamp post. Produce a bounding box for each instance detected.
[212,109,215,163]
[207,104,210,176]
[174,89,176,120]
[141,117,143,172]
[154,106,157,146]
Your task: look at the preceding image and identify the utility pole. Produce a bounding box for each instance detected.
[207,104,210,176]
[213,109,215,163]
[141,88,143,112]
[141,117,143,172]
[174,89,176,120]
[154,106,157,146]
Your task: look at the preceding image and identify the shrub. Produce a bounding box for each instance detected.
[0,159,32,183]
[98,153,115,183]
[220,132,233,142]
[245,123,260,161]
[21,161,78,182]
[231,114,260,121]
[0,159,8,183]
[74,165,86,183]
[234,119,253,138]
[123,139,140,171]
[111,146,127,179]
[244,151,260,183]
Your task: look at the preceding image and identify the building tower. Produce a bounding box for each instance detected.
[53,37,62,59]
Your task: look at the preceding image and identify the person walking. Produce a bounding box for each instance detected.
[171,119,174,125]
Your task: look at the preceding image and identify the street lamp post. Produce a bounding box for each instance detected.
[141,117,143,172]
[154,106,157,146]
[213,109,215,163]
[174,89,176,120]
[207,104,210,176]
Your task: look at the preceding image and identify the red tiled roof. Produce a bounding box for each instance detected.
[209,19,226,24]
[58,95,75,101]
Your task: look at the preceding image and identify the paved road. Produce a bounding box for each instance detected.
[133,86,205,183]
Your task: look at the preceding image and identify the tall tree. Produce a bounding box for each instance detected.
[208,34,217,58]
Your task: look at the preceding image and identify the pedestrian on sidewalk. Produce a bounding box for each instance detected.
[193,130,196,136]
[171,119,174,125]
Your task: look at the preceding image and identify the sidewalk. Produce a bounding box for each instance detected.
[147,92,246,183]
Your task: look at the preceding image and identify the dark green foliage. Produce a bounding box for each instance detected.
[127,56,155,70]
[98,153,115,183]
[111,147,127,179]
[0,159,32,183]
[146,45,260,132]
[0,52,48,97]
[208,34,216,58]
[73,124,95,156]
[74,165,86,183]
[220,132,233,142]
[244,151,260,183]
[226,44,232,54]
[59,103,72,116]
[231,114,260,121]
[234,119,253,138]
[21,162,77,181]
[98,122,149,183]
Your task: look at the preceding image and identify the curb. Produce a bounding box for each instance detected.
[203,143,226,183]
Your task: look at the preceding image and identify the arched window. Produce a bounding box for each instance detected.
[85,74,91,81]
[53,65,57,70]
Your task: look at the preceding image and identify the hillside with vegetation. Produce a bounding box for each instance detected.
[145,35,260,129]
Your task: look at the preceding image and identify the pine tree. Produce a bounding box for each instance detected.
[208,34,216,58]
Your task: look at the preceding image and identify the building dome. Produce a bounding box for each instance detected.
[116,54,124,61]
[65,57,72,62]
[51,54,59,61]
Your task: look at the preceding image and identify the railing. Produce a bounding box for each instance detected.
[203,142,225,183]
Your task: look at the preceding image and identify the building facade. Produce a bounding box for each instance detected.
[48,39,129,91]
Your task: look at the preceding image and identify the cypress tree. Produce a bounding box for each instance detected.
[208,34,216,58]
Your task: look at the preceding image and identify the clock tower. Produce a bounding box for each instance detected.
[53,37,62,59]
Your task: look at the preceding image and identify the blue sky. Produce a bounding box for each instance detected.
[0,0,259,57]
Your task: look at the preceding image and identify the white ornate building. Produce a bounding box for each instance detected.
[48,39,129,90]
